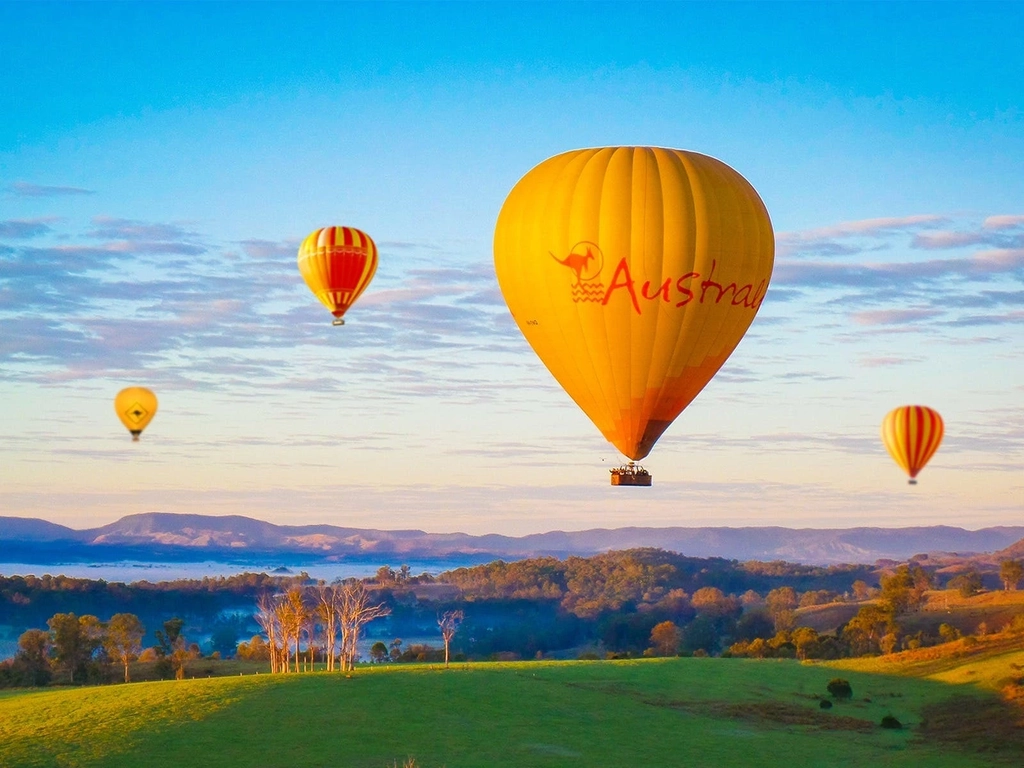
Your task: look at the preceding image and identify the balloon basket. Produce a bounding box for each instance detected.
[610,463,652,487]
[908,479,917,485]
[332,318,346,326]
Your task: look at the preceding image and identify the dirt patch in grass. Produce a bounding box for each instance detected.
[651,697,877,733]
[918,693,1024,757]
[564,682,876,733]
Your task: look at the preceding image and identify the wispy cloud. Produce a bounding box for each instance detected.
[0,218,56,238]
[776,215,947,258]
[859,356,917,368]
[983,214,1024,230]
[8,181,95,197]
[911,231,987,250]
[775,246,1024,290]
[87,216,197,241]
[851,308,943,326]
[0,214,519,392]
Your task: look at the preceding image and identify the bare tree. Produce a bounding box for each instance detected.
[315,583,343,672]
[280,587,309,673]
[302,607,318,672]
[255,593,284,674]
[337,580,391,672]
[438,610,464,668]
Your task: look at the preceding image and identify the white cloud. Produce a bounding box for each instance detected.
[983,215,1024,230]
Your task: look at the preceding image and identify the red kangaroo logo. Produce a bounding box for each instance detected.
[550,242,602,284]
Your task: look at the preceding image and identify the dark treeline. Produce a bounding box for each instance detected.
[3,550,1022,689]
[0,572,287,630]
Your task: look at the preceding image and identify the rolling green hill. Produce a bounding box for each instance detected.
[1,655,1021,768]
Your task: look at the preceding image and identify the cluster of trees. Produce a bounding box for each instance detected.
[725,562,1024,660]
[427,551,874,659]
[0,572,287,652]
[437,550,874,617]
[437,555,1024,661]
[250,580,390,673]
[0,612,199,688]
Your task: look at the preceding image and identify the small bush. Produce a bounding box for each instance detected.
[692,649,709,658]
[153,658,174,680]
[880,715,902,729]
[827,678,853,700]
[819,699,833,709]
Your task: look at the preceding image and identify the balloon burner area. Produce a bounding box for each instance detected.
[610,462,652,487]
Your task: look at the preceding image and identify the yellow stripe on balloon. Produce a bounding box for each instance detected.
[298,226,378,322]
[881,405,944,480]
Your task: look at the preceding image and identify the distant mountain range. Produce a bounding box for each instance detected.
[1,512,1022,566]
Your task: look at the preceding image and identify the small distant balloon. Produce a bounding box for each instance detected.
[115,387,158,442]
[297,226,378,325]
[881,405,944,485]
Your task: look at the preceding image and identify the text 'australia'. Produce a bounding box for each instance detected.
[602,258,767,315]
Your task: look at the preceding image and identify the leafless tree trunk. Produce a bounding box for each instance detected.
[315,583,342,672]
[438,610,464,669]
[302,611,317,672]
[337,580,391,672]
[255,593,283,674]
[282,587,308,673]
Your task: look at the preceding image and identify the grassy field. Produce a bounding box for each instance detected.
[2,653,1022,768]
[829,631,1024,760]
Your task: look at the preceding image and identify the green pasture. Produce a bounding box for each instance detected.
[832,635,1024,689]
[0,657,1019,768]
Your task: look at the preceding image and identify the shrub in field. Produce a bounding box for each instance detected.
[880,715,902,729]
[819,699,833,709]
[948,570,983,598]
[1009,615,1024,635]
[827,678,853,700]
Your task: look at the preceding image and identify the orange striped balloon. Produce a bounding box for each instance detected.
[298,226,378,325]
[881,405,944,485]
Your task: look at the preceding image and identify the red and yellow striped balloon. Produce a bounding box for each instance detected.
[881,405,944,484]
[298,226,378,325]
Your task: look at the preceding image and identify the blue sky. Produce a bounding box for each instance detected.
[1,1,1021,534]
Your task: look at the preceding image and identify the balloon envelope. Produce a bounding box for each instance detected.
[494,147,775,460]
[114,387,158,441]
[298,226,378,324]
[881,405,944,481]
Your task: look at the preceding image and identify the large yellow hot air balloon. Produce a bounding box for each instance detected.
[298,226,378,325]
[881,405,944,485]
[114,387,158,442]
[494,147,775,483]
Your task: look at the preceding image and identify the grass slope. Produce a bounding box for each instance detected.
[829,632,1024,759]
[2,657,1021,768]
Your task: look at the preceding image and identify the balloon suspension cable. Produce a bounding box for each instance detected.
[610,460,652,487]
[332,317,346,326]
